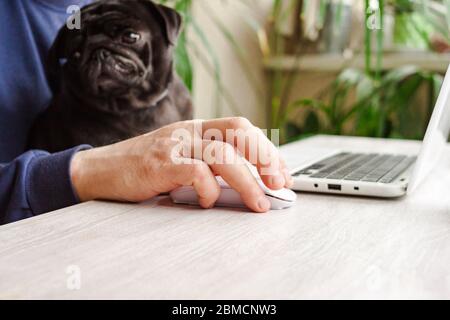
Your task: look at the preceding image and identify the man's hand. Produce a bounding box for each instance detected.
[70,117,293,213]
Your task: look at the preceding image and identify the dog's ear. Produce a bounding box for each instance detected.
[144,1,182,45]
[46,26,70,94]
[156,4,182,45]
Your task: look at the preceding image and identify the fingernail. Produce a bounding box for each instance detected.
[270,174,285,187]
[258,197,271,211]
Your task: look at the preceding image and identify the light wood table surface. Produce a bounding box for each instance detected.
[1,135,450,299]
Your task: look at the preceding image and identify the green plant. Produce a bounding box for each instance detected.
[416,0,450,42]
[286,67,443,141]
[161,0,446,143]
[156,0,194,91]
[266,0,307,138]
[391,0,444,50]
[266,0,352,141]
[271,0,446,143]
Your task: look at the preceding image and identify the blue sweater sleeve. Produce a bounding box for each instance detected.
[0,145,91,225]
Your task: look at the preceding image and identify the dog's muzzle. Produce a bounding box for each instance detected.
[85,46,147,95]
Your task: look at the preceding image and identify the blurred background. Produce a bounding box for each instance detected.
[158,0,450,144]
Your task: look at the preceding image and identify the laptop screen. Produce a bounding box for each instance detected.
[408,64,450,194]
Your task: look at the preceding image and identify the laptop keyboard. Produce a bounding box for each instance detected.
[293,153,416,184]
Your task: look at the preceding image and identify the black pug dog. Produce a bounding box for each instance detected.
[28,0,193,152]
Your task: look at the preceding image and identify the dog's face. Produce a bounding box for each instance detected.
[48,0,181,110]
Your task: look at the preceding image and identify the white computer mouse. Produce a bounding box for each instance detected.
[170,176,297,210]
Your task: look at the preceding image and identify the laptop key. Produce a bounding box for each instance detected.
[307,164,326,170]
[302,152,411,184]
[293,170,310,176]
[310,154,361,178]
[361,176,381,182]
[344,174,366,181]
[292,153,351,176]
[343,155,389,181]
[310,172,330,178]
[361,156,406,182]
[326,154,377,179]
[379,157,416,183]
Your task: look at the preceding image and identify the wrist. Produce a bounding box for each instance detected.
[70,149,97,202]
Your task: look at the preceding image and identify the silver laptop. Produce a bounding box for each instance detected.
[289,64,450,198]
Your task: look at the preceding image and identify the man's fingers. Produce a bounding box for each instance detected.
[279,157,294,188]
[169,118,290,190]
[201,118,286,190]
[200,140,271,213]
[173,159,221,209]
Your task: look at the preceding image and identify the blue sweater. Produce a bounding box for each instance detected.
[0,0,92,224]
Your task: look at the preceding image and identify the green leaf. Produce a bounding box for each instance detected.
[303,111,321,133]
[381,65,420,85]
[175,31,193,91]
[336,68,365,85]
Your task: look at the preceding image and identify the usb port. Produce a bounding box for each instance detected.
[328,184,342,191]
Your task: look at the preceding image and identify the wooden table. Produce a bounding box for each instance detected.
[1,135,450,299]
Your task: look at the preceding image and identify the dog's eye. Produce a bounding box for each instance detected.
[122,31,141,44]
